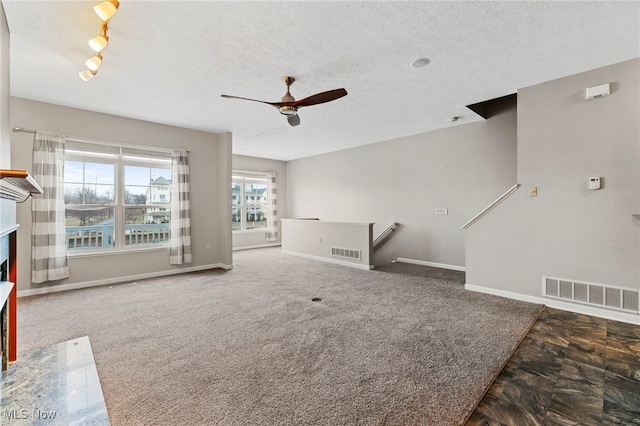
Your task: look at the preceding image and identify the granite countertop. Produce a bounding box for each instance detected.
[0,336,110,425]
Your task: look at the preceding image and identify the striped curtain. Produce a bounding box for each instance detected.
[169,149,192,264]
[265,172,278,242]
[31,132,69,283]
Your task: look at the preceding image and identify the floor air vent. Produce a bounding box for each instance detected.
[544,276,640,314]
[331,247,361,260]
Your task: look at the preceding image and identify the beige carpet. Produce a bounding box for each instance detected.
[17,248,542,425]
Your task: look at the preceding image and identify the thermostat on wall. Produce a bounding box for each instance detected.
[589,177,601,190]
[585,83,610,100]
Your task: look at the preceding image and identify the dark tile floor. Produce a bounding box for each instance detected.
[466,307,640,425]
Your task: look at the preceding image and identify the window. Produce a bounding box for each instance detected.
[63,141,172,252]
[232,172,269,231]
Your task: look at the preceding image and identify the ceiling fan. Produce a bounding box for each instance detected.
[221,76,347,127]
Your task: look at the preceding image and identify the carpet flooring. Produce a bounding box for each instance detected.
[17,248,542,425]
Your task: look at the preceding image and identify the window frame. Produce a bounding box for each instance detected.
[63,141,172,255]
[232,171,270,233]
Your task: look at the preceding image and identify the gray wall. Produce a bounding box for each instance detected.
[466,59,639,296]
[10,97,232,292]
[232,154,287,250]
[0,2,7,168]
[287,98,517,268]
[0,2,15,233]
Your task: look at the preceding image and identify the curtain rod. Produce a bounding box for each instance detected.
[12,126,35,134]
[233,169,277,176]
[11,126,189,153]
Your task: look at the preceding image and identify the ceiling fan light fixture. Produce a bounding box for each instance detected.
[279,106,298,116]
[94,0,120,21]
[85,53,103,71]
[78,69,97,82]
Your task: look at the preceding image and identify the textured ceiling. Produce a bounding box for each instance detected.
[3,1,639,161]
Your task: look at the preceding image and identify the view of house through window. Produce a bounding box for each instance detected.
[63,141,172,251]
[232,172,269,231]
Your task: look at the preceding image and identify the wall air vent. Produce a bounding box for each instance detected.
[543,276,639,314]
[331,247,361,260]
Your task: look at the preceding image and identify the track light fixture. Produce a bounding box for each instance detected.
[78,1,120,82]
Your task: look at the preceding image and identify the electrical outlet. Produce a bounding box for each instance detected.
[205,242,211,249]
[435,208,448,215]
[529,186,537,197]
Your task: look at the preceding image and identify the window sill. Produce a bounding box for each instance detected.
[67,245,169,259]
[232,229,267,234]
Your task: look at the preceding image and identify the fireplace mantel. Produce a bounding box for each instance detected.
[0,169,43,202]
[1,224,20,239]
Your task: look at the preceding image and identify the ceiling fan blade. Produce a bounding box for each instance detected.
[294,88,347,108]
[287,114,300,127]
[220,94,280,107]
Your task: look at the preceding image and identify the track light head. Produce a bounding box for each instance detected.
[88,35,108,52]
[78,69,97,82]
[94,0,120,21]
[85,53,103,71]
[88,22,109,52]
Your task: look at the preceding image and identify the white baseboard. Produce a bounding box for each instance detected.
[17,263,233,297]
[396,257,466,272]
[465,283,640,326]
[233,243,281,251]
[281,250,374,271]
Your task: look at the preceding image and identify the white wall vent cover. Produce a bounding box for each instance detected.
[331,247,361,260]
[543,276,639,314]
